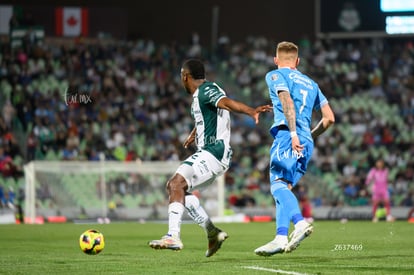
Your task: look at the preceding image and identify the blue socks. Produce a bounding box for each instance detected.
[272,180,303,236]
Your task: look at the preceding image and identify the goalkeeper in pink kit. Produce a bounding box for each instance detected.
[365,159,395,222]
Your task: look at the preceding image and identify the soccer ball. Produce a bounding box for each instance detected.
[79,229,105,255]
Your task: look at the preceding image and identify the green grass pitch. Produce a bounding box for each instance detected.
[0,220,413,274]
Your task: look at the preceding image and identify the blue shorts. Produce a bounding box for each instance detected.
[269,128,313,187]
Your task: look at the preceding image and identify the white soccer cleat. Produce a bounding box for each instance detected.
[285,222,313,253]
[149,234,183,251]
[205,229,228,257]
[254,237,287,256]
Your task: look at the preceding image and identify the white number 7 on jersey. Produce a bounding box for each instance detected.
[299,89,308,114]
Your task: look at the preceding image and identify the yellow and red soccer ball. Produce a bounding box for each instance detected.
[79,229,105,255]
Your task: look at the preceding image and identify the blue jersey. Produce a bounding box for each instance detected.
[266,67,328,142]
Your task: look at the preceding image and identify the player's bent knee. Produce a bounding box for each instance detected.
[167,174,188,194]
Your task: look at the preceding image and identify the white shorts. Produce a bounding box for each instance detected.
[176,150,229,192]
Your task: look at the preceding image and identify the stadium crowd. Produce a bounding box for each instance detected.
[0,32,413,210]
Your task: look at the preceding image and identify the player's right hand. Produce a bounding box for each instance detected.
[291,135,304,154]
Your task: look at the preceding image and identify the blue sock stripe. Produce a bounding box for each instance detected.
[277,227,288,236]
[292,213,304,225]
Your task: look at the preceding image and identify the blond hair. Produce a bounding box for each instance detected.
[276,41,299,62]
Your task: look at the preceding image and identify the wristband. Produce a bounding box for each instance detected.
[290,131,297,138]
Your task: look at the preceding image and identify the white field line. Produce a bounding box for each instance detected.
[242,265,313,275]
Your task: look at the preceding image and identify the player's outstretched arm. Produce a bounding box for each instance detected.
[217,97,272,124]
[311,103,335,140]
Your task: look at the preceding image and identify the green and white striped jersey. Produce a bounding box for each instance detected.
[191,81,233,167]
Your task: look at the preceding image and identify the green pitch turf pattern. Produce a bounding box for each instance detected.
[0,221,413,274]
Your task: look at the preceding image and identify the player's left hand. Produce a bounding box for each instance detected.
[253,104,273,124]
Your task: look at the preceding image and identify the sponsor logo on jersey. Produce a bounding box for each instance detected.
[289,72,314,89]
[271,74,278,80]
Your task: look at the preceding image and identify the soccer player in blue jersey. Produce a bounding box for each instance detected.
[255,41,335,256]
[149,59,272,257]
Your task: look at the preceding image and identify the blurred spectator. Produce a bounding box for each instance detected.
[0,146,20,178]
[233,190,256,207]
[9,12,20,31]
[365,159,395,222]
[2,100,16,129]
[294,185,314,223]
[0,185,4,208]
